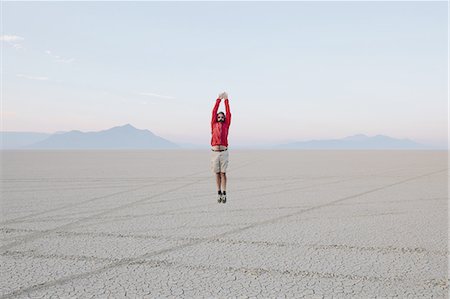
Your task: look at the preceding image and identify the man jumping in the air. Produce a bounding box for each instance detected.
[211,92,231,203]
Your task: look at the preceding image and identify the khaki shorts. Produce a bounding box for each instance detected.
[211,150,229,173]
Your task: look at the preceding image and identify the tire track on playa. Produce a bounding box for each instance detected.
[2,176,310,222]
[1,168,446,299]
[2,174,356,226]
[0,178,351,241]
[0,168,217,226]
[0,181,161,225]
[72,176,375,229]
[2,177,215,192]
[2,183,163,193]
[69,166,421,229]
[3,183,446,251]
[2,250,447,289]
[0,177,287,192]
[2,166,408,228]
[0,160,257,252]
[2,225,447,257]
[0,166,416,248]
[2,164,407,226]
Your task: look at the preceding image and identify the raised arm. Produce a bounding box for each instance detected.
[224,97,231,127]
[211,97,221,126]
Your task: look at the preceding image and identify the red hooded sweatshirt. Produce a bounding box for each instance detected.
[211,98,231,147]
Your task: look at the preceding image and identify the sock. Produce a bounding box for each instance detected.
[222,191,226,195]
[218,190,222,195]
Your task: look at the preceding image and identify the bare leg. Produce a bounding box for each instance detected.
[215,173,221,191]
[220,172,227,191]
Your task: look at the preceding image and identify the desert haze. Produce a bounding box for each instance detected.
[1,150,447,297]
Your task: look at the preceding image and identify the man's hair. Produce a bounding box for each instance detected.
[217,111,225,118]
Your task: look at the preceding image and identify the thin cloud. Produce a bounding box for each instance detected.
[45,49,75,64]
[1,34,25,50]
[16,74,49,81]
[135,92,175,100]
[0,35,23,42]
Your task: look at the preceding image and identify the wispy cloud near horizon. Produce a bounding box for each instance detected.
[1,34,24,49]
[45,49,75,64]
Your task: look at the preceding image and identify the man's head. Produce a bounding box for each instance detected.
[217,112,225,123]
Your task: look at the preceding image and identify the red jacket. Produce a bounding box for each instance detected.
[211,98,231,147]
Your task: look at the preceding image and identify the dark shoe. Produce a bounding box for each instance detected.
[221,193,227,203]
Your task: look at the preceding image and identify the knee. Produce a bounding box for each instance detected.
[220,172,226,178]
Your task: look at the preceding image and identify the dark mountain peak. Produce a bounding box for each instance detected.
[105,123,143,133]
[69,130,83,134]
[21,124,178,149]
[112,123,137,130]
[373,134,388,138]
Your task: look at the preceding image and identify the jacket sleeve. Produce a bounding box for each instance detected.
[211,98,221,127]
[225,98,231,127]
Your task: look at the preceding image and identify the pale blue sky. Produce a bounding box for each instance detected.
[2,1,448,147]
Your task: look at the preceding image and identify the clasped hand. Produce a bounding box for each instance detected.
[218,92,228,100]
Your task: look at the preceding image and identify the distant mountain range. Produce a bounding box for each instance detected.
[1,124,178,149]
[0,125,442,150]
[0,132,52,149]
[277,134,435,150]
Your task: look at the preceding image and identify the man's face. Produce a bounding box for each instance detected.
[217,114,225,122]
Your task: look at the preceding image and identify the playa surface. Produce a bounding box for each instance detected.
[1,150,448,298]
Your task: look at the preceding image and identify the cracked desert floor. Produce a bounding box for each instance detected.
[1,150,448,298]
